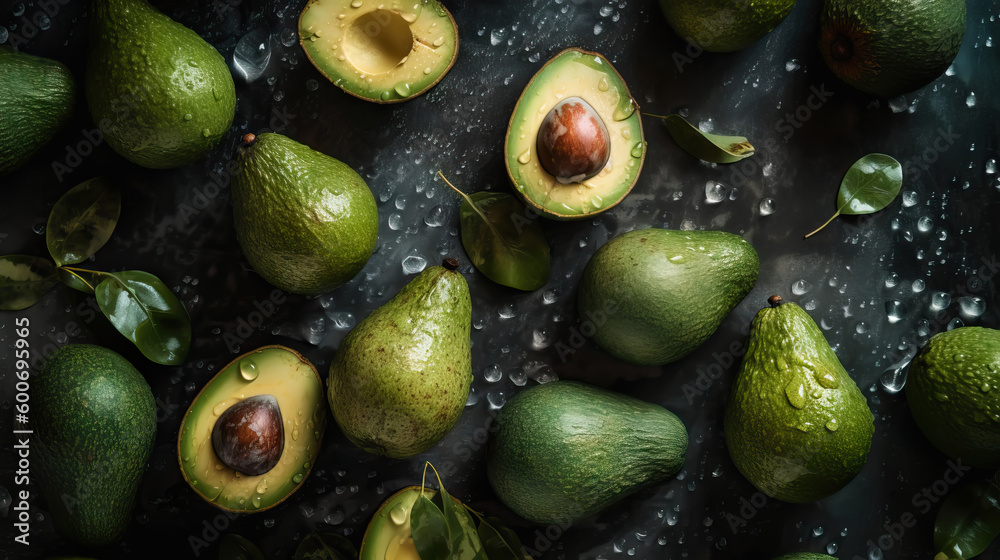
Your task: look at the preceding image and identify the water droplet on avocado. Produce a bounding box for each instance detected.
[630,142,644,158]
[401,12,418,23]
[598,76,609,91]
[303,462,311,470]
[935,392,950,402]
[826,419,840,432]
[182,113,193,121]
[256,479,268,494]
[292,428,300,441]
[817,371,839,389]
[350,0,362,7]
[954,353,967,362]
[981,383,991,393]
[613,97,636,121]
[394,82,411,97]
[669,255,685,264]
[251,495,263,508]
[390,503,408,525]
[212,401,230,416]
[202,128,212,138]
[518,149,531,164]
[785,378,807,409]
[432,36,445,47]
[292,473,304,484]
[239,358,259,381]
[795,422,812,433]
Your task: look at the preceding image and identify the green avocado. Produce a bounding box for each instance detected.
[359,486,480,560]
[819,0,966,97]
[658,0,796,52]
[577,227,759,366]
[232,132,379,295]
[178,346,327,512]
[34,344,156,546]
[907,326,1000,468]
[299,0,459,103]
[487,381,688,525]
[725,297,874,503]
[0,48,75,175]
[87,0,236,168]
[505,48,646,220]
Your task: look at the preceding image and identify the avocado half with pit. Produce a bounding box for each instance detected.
[178,346,326,512]
[299,0,459,103]
[505,48,646,220]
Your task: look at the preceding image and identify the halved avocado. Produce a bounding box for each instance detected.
[505,48,646,220]
[360,486,480,560]
[178,346,326,512]
[299,0,459,103]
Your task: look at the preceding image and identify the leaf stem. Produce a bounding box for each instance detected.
[58,265,108,292]
[640,112,670,119]
[437,170,503,239]
[804,211,841,239]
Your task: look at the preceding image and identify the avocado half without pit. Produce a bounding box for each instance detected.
[359,486,456,560]
[299,0,459,103]
[178,346,326,512]
[506,48,646,220]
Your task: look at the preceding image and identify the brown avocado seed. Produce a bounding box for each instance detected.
[212,394,284,476]
[536,96,611,184]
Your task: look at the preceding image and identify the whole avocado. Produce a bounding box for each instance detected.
[907,327,1000,468]
[658,0,796,52]
[819,0,967,97]
[87,0,236,168]
[0,48,75,175]
[34,344,156,545]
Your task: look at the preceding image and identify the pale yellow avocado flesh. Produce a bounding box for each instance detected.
[300,0,459,103]
[177,346,326,512]
[360,487,433,560]
[505,48,646,219]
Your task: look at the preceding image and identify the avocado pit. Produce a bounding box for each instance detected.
[536,96,611,184]
[212,394,284,476]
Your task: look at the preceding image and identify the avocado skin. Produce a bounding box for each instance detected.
[578,228,759,366]
[487,381,688,525]
[232,133,379,295]
[658,0,796,52]
[87,0,236,169]
[819,0,966,97]
[327,265,471,458]
[0,48,75,175]
[34,344,156,546]
[725,301,874,503]
[907,327,1000,468]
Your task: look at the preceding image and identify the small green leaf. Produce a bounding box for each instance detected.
[0,255,59,311]
[294,532,357,560]
[411,495,452,560]
[434,482,483,559]
[477,517,528,560]
[805,153,903,238]
[658,114,755,164]
[58,267,102,294]
[95,271,191,365]
[440,172,550,291]
[934,473,1000,560]
[46,177,121,267]
[218,534,266,560]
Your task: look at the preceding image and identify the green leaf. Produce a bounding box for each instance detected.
[433,481,483,559]
[294,532,357,560]
[45,177,121,267]
[411,495,453,560]
[94,271,191,365]
[58,267,102,294]
[934,473,1000,560]
[805,153,903,238]
[477,517,527,560]
[658,114,755,164]
[440,172,550,291]
[0,255,59,311]
[218,534,266,560]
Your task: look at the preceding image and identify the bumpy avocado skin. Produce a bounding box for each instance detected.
[34,344,156,545]
[658,0,796,52]
[725,301,874,503]
[907,327,1000,468]
[0,49,75,175]
[819,0,966,97]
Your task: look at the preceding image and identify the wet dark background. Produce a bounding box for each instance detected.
[0,0,998,558]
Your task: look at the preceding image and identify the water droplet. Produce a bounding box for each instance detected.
[901,190,918,207]
[930,292,952,311]
[350,0,363,6]
[759,198,776,216]
[785,378,807,409]
[918,216,934,232]
[785,59,800,72]
[424,205,445,227]
[390,503,408,525]
[0,27,8,44]
[387,213,403,231]
[233,28,272,82]
[292,473,304,484]
[888,95,908,113]
[280,28,297,47]
[669,255,686,264]
[598,76,609,91]
[630,142,644,158]
[213,401,231,416]
[183,113,193,121]
[202,128,212,138]
[394,82,411,98]
[239,358,259,381]
[12,3,25,17]
[401,255,426,274]
[306,79,319,91]
[704,181,727,204]
[791,279,811,296]
[813,526,825,537]
[912,279,926,293]
[948,317,965,330]
[531,329,553,350]
[880,344,917,393]
[959,297,986,318]
[966,92,977,107]
[825,419,840,432]
[856,321,869,334]
[827,542,839,555]
[593,22,603,35]
[256,479,268,494]
[885,272,900,288]
[517,149,531,164]
[987,159,997,174]
[487,390,506,409]
[498,304,516,319]
[817,371,839,389]
[484,364,502,382]
[613,97,636,121]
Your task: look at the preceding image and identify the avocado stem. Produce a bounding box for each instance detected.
[242,133,257,146]
[768,295,784,307]
[443,258,459,271]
